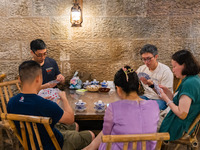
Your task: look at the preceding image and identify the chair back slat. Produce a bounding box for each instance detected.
[7,120,23,144]
[44,124,61,150]
[106,143,112,150]
[123,142,128,150]
[33,123,43,150]
[102,133,170,150]
[25,122,37,150]
[142,141,146,150]
[1,113,61,150]
[16,82,21,93]
[7,85,13,98]
[132,142,137,150]
[0,87,7,114]
[4,86,10,103]
[20,121,28,150]
[187,114,200,136]
[155,141,163,150]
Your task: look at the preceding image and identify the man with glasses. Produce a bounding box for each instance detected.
[137,44,173,110]
[30,39,65,89]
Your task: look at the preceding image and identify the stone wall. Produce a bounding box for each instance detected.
[0,0,200,82]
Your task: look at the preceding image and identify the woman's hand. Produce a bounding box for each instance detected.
[159,85,173,100]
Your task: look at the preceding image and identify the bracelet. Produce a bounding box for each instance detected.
[167,101,173,106]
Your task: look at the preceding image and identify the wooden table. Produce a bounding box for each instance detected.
[62,89,120,121]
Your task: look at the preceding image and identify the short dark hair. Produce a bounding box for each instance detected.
[172,50,200,76]
[140,44,158,56]
[114,66,139,95]
[19,60,42,84]
[30,39,46,52]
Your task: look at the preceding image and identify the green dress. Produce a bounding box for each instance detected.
[159,75,200,141]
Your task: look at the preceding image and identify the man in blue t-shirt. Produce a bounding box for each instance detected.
[7,60,94,150]
[30,39,65,89]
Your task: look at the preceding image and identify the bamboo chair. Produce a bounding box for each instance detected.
[0,80,21,149]
[1,113,61,150]
[0,74,6,83]
[102,132,170,150]
[163,113,200,150]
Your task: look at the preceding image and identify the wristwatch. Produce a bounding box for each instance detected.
[149,84,154,88]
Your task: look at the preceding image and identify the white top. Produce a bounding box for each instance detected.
[137,62,174,99]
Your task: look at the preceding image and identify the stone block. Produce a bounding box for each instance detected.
[192,39,200,60]
[47,40,111,61]
[147,0,171,16]
[0,61,21,80]
[191,18,200,38]
[169,17,192,38]
[84,0,106,17]
[92,17,128,39]
[0,0,6,17]
[50,17,70,39]
[170,39,194,54]
[8,0,32,16]
[0,40,21,60]
[0,18,50,40]
[124,17,170,39]
[22,41,32,60]
[33,0,71,16]
[170,0,200,16]
[124,0,147,17]
[105,0,124,16]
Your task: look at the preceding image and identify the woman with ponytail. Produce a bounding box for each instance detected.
[84,66,160,150]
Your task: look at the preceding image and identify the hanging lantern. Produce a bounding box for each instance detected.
[70,0,83,27]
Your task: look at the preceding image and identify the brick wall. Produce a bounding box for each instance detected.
[0,0,200,82]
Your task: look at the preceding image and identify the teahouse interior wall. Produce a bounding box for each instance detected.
[0,0,200,81]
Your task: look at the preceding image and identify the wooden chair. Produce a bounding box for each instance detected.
[0,74,6,83]
[0,80,21,149]
[163,113,200,150]
[1,113,61,150]
[102,132,170,150]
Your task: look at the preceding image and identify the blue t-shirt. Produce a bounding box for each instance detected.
[42,57,61,84]
[7,93,64,150]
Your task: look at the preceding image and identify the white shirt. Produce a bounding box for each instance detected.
[137,62,174,99]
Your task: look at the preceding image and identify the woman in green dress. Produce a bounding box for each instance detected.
[159,50,200,141]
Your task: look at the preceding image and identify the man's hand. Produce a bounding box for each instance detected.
[140,77,153,86]
[56,74,65,84]
[40,82,57,90]
[58,91,67,101]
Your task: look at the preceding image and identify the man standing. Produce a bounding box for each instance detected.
[137,44,174,110]
[30,39,65,88]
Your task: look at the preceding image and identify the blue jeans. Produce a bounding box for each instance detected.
[140,95,167,110]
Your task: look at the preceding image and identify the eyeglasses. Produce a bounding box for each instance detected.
[141,57,154,62]
[33,51,47,58]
